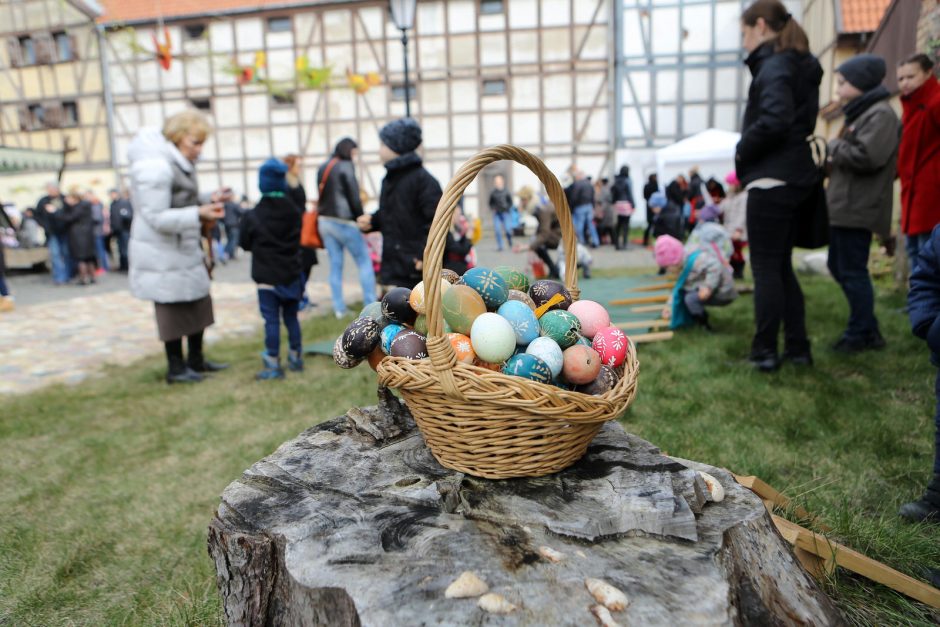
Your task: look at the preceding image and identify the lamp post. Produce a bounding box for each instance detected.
[389,0,417,118]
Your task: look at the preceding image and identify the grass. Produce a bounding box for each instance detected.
[1,271,939,625]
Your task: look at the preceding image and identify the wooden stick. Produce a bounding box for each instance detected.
[733,474,829,530]
[614,318,668,330]
[609,294,670,306]
[627,282,675,292]
[630,304,665,313]
[631,331,673,344]
[771,515,940,609]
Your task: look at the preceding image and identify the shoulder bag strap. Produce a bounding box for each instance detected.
[318,158,339,199]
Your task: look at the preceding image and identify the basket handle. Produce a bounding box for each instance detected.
[422,145,580,399]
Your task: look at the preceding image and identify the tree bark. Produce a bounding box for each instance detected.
[208,388,843,626]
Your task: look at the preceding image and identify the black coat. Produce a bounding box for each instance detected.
[736,43,823,187]
[489,188,513,213]
[110,199,133,233]
[909,224,940,367]
[565,179,594,208]
[239,195,302,286]
[643,181,658,203]
[370,152,442,288]
[62,200,96,261]
[317,158,362,221]
[610,175,634,204]
[36,194,66,235]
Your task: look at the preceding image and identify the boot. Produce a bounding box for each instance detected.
[288,350,304,373]
[899,474,940,523]
[256,353,285,380]
[188,350,230,373]
[0,296,14,313]
[748,349,780,373]
[691,311,713,332]
[166,354,203,384]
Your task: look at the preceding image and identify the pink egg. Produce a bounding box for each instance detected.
[567,300,611,339]
[592,327,629,368]
[562,344,602,385]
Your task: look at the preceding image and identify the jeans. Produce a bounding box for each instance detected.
[116,231,130,270]
[615,215,631,249]
[258,280,303,358]
[827,227,879,341]
[746,186,813,356]
[492,211,513,250]
[224,224,240,260]
[48,233,70,284]
[95,235,110,271]
[319,218,377,315]
[0,272,8,297]
[573,203,599,247]
[907,232,932,273]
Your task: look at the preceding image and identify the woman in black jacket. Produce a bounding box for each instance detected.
[610,166,635,250]
[316,139,377,317]
[62,186,97,285]
[736,0,822,372]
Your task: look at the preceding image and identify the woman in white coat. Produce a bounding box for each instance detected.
[128,110,228,384]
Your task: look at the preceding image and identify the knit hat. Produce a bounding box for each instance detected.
[648,191,667,209]
[379,118,422,155]
[837,54,886,92]
[654,235,685,268]
[258,157,288,194]
[724,171,739,186]
[698,204,721,223]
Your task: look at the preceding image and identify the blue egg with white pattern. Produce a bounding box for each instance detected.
[381,323,406,355]
[502,353,553,384]
[462,267,509,310]
[496,300,540,346]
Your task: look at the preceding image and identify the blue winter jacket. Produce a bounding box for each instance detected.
[908,223,940,367]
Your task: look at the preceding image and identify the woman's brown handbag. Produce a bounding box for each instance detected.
[300,157,340,249]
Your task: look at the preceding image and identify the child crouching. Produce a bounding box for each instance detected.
[240,158,304,379]
[655,234,737,330]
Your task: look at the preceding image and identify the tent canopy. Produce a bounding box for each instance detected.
[0,146,63,175]
[655,128,740,186]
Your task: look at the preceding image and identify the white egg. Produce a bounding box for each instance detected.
[525,336,564,378]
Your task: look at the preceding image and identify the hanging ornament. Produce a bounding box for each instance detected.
[254,51,266,70]
[152,26,172,71]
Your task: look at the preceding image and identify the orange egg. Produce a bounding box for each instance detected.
[446,332,476,364]
[367,346,385,371]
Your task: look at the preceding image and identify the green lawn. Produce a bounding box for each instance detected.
[1,271,938,626]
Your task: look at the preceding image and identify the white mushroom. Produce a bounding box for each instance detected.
[585,578,629,611]
[477,592,517,614]
[444,571,488,598]
[591,604,623,627]
[698,471,726,502]
[538,545,565,563]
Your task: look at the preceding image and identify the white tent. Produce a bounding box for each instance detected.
[655,128,741,187]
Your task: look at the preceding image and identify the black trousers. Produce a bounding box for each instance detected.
[746,186,814,356]
[827,226,879,341]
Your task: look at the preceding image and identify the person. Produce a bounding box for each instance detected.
[36,182,70,284]
[86,190,109,275]
[593,176,614,246]
[0,221,11,312]
[611,166,635,250]
[565,166,598,247]
[531,197,562,279]
[720,172,748,279]
[655,234,737,331]
[647,191,683,241]
[489,174,514,251]
[685,205,733,263]
[127,110,228,384]
[221,188,242,262]
[356,118,442,291]
[109,188,133,271]
[443,209,474,275]
[18,208,42,248]
[62,186,97,285]
[642,173,659,246]
[898,53,940,269]
[902,223,940,523]
[316,138,377,317]
[736,0,822,372]
[826,54,900,353]
[705,177,726,203]
[282,156,318,311]
[239,159,304,379]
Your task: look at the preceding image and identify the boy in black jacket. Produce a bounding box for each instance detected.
[240,158,304,379]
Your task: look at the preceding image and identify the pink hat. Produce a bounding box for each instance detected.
[724,171,739,186]
[654,235,684,268]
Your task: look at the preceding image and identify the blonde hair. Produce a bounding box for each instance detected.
[162,110,212,146]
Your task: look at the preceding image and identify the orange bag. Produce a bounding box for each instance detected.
[301,210,322,249]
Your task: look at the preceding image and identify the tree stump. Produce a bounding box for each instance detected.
[208,389,843,626]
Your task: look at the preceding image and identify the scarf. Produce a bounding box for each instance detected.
[842,84,890,124]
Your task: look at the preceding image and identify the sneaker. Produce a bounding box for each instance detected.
[748,350,780,373]
[335,311,346,320]
[0,296,13,313]
[256,353,285,380]
[288,350,304,372]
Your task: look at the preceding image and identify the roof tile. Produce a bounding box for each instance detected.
[841,0,892,33]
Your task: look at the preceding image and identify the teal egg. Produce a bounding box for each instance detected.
[574,334,593,348]
[539,310,582,349]
[359,301,389,328]
[502,353,553,384]
[493,265,530,293]
[462,267,509,310]
[381,323,406,355]
[496,300,540,346]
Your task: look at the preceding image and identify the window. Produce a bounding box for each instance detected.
[27,104,44,130]
[482,78,506,96]
[19,36,36,65]
[183,24,206,40]
[53,32,72,62]
[190,98,212,111]
[480,0,504,15]
[391,84,416,101]
[62,101,78,126]
[267,17,292,33]
[271,91,295,106]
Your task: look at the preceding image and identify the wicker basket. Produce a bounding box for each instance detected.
[377,145,639,479]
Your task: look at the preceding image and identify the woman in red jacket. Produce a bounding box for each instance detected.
[899,54,940,267]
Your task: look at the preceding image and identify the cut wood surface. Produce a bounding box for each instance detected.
[614,318,669,331]
[608,294,670,306]
[630,304,666,313]
[208,390,844,626]
[624,282,675,293]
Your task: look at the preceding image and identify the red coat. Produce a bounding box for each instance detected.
[900,76,940,235]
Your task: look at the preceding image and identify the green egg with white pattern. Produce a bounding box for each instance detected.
[538,310,582,350]
[493,265,530,294]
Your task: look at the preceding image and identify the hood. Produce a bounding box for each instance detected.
[127,128,194,173]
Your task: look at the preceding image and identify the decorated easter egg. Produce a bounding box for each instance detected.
[390,329,428,360]
[367,346,385,371]
[592,327,629,368]
[507,289,537,311]
[441,285,487,335]
[496,300,540,346]
[529,280,572,312]
[574,334,593,348]
[562,344,602,385]
[470,312,517,363]
[441,269,461,284]
[568,300,611,339]
[413,315,452,336]
[502,353,553,384]
[576,365,620,395]
[493,265,530,294]
[525,336,564,379]
[342,316,381,359]
[462,267,509,310]
[446,332,476,364]
[382,287,418,326]
[381,323,406,355]
[473,358,502,372]
[408,279,451,315]
[358,301,388,327]
[332,336,363,369]
[539,310,582,349]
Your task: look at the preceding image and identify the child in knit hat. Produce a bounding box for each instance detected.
[647,191,684,241]
[239,158,304,379]
[654,234,737,330]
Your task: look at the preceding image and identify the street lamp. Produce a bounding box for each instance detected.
[389,0,417,117]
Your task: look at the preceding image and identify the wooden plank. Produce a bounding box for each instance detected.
[733,474,829,531]
[609,294,669,306]
[631,331,673,344]
[630,304,666,313]
[771,515,940,609]
[614,318,668,331]
[626,282,675,292]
